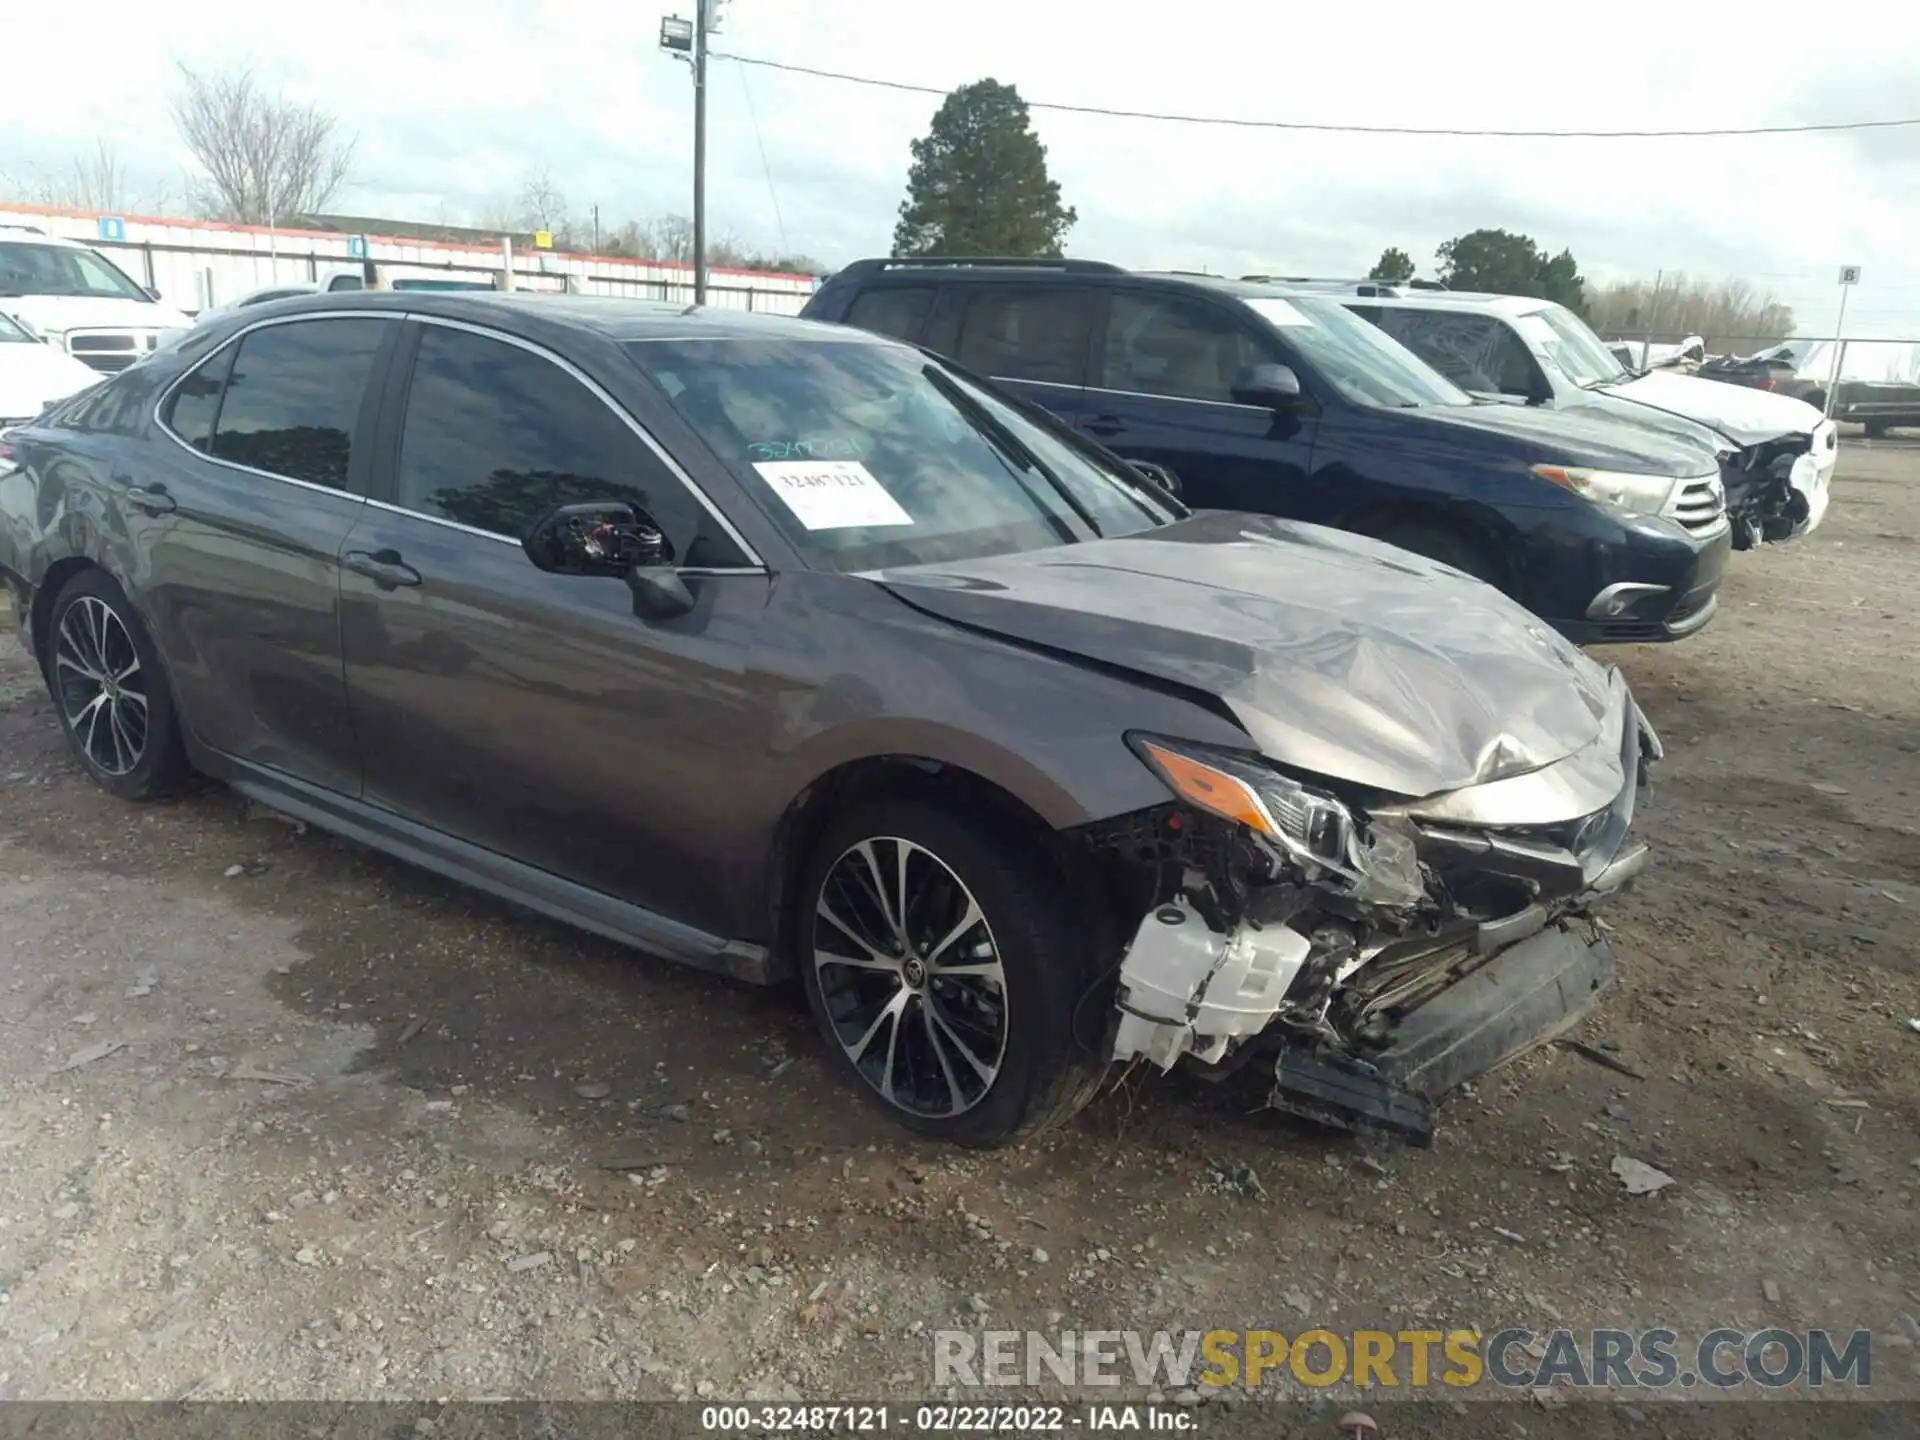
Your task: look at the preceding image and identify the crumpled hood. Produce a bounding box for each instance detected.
[0,341,99,419]
[877,512,1616,799]
[0,294,193,337]
[1604,368,1824,445]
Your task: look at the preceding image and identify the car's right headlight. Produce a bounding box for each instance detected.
[1530,464,1679,517]
[1127,734,1426,908]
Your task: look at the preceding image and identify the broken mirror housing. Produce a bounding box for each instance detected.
[1126,732,1425,907]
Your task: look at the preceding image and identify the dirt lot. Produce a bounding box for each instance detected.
[0,437,1916,1412]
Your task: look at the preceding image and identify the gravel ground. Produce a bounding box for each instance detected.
[0,436,1915,1411]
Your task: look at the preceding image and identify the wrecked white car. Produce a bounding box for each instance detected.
[1340,290,1839,548]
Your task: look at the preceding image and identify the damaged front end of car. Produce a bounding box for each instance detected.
[1074,667,1659,1145]
[1718,427,1834,547]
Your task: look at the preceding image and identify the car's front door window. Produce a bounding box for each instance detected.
[392,324,750,566]
[1101,292,1273,404]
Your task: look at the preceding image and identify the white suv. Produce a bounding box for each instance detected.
[0,227,194,374]
[1278,281,1839,545]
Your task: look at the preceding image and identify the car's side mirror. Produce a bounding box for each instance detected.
[1127,459,1182,498]
[1230,363,1305,411]
[524,501,672,576]
[522,501,696,622]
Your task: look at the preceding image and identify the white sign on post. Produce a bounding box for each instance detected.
[1838,266,1861,285]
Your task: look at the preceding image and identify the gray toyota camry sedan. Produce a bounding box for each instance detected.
[0,294,1659,1147]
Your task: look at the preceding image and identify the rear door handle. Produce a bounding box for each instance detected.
[343,548,424,590]
[1082,414,1124,437]
[123,483,176,515]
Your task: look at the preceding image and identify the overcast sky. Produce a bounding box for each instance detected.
[9,0,1919,336]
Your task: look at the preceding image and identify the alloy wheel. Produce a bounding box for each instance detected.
[54,595,148,776]
[811,836,1009,1117]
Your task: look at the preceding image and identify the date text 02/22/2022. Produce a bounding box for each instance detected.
[697,1404,1195,1432]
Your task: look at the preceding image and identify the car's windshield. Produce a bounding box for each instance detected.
[625,336,1176,573]
[1516,304,1630,387]
[1241,295,1472,408]
[0,310,34,343]
[0,242,151,302]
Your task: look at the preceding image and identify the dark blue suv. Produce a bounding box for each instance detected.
[803,259,1733,644]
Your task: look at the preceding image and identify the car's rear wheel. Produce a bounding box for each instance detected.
[44,570,189,800]
[798,798,1108,1147]
[1864,420,1890,439]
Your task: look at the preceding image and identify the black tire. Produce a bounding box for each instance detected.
[797,797,1108,1148]
[1371,516,1504,590]
[1863,421,1889,439]
[42,569,190,800]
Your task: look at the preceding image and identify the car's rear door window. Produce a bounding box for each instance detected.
[844,286,935,343]
[1372,309,1532,394]
[208,318,391,490]
[953,287,1093,386]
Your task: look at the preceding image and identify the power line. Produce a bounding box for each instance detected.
[733,60,789,257]
[714,52,1920,140]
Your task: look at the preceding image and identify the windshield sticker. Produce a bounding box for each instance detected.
[752,460,913,530]
[748,437,868,462]
[1248,298,1314,327]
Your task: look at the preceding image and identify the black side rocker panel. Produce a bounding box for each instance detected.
[190,742,782,985]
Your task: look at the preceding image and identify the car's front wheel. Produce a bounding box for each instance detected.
[44,569,190,800]
[798,798,1108,1147]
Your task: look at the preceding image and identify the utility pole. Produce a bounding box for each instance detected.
[659,7,712,304]
[692,0,710,304]
[592,203,600,255]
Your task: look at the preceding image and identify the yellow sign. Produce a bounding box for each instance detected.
[533,230,553,250]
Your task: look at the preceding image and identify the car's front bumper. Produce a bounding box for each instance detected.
[1105,669,1655,1140]
[1557,516,1730,645]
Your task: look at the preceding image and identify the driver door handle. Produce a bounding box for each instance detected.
[122,482,177,515]
[344,548,423,590]
[1082,414,1124,437]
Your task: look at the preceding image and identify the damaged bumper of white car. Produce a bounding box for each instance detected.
[1080,666,1658,1144]
[1721,419,1837,547]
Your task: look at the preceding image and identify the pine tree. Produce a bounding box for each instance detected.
[892,79,1076,258]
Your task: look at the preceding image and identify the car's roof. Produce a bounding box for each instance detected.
[825,260,1528,315]
[243,290,853,343]
[0,227,91,249]
[1335,289,1547,317]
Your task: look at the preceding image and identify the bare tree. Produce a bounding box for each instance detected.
[1587,272,1796,352]
[517,167,571,239]
[2,141,174,214]
[171,63,356,224]
[648,214,696,263]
